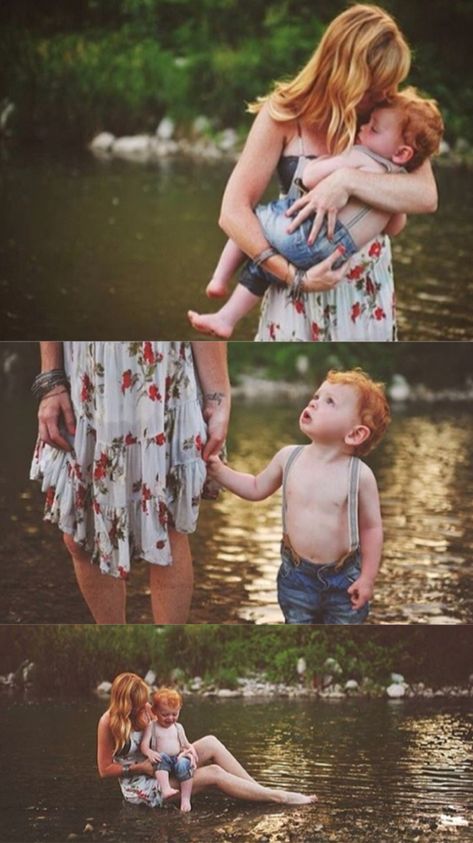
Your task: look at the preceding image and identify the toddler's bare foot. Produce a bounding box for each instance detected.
[162,786,179,800]
[206,276,229,298]
[280,791,318,805]
[180,799,192,812]
[187,310,235,338]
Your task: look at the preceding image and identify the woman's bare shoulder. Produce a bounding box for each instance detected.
[98,710,111,729]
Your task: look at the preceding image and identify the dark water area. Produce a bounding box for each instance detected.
[0,352,472,624]
[0,696,472,843]
[1,149,472,341]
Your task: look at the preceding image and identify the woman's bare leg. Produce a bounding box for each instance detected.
[193,735,256,782]
[64,534,126,624]
[191,764,316,805]
[148,530,193,623]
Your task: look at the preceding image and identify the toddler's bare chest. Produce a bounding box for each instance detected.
[286,468,348,514]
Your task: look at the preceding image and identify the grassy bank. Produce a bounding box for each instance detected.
[0,626,472,697]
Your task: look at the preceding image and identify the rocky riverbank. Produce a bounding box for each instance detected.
[3,658,472,702]
[88,114,473,168]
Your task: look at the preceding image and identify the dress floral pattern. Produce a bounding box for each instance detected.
[255,235,395,342]
[115,730,163,808]
[30,342,207,578]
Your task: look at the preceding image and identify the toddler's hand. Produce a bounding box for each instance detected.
[145,749,162,764]
[207,454,223,475]
[347,576,374,610]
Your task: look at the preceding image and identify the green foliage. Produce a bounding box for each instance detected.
[1,627,471,698]
[1,1,473,144]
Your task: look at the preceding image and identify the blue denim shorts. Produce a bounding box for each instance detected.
[277,544,369,625]
[155,753,193,781]
[239,197,358,297]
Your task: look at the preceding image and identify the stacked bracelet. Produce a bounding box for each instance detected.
[290,268,307,300]
[253,247,278,267]
[31,369,69,401]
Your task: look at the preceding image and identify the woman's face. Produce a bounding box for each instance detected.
[356,89,390,120]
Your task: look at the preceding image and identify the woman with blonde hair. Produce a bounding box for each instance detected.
[190,4,438,341]
[97,673,317,806]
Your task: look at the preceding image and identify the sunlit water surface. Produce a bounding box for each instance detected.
[1,150,472,340]
[1,366,472,624]
[0,697,472,843]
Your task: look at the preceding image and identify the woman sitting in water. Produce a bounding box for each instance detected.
[97,673,317,807]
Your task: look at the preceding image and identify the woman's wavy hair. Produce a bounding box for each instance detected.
[108,672,149,756]
[249,4,411,154]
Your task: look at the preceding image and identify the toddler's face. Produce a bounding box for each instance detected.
[299,381,361,443]
[154,703,180,728]
[357,107,404,160]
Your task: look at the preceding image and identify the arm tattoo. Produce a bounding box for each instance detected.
[204,391,225,405]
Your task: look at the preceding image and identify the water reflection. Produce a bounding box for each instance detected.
[0,380,472,623]
[0,153,472,340]
[0,698,471,842]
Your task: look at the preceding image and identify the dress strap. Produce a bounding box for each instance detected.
[296,122,305,157]
[347,456,361,551]
[282,446,305,535]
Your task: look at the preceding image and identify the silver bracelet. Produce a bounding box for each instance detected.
[290,268,307,299]
[31,369,69,401]
[253,247,278,267]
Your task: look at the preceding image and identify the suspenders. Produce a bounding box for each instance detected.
[281,446,361,569]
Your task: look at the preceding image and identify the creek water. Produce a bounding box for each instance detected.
[1,150,472,340]
[0,696,471,843]
[0,353,472,624]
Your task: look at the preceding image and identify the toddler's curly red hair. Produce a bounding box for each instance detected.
[326,369,391,455]
[151,687,183,711]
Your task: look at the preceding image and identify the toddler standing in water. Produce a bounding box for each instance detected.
[188,88,443,338]
[208,370,390,623]
[141,688,198,812]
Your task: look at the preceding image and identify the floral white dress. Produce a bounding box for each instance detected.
[255,235,395,341]
[115,729,163,808]
[30,342,207,578]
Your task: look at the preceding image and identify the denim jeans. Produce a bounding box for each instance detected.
[156,753,193,781]
[277,545,369,624]
[239,197,358,297]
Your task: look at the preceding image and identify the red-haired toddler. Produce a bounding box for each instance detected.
[141,688,197,811]
[208,369,391,624]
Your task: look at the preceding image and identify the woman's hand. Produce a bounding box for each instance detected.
[202,395,230,461]
[137,760,156,777]
[302,248,348,292]
[38,387,76,451]
[286,168,352,242]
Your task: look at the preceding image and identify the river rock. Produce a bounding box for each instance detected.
[217,689,241,698]
[83,822,94,833]
[322,683,345,698]
[217,128,238,152]
[297,657,306,677]
[389,375,410,402]
[323,658,342,675]
[345,679,359,691]
[112,135,151,161]
[386,683,406,698]
[144,670,156,686]
[90,132,115,152]
[390,673,405,685]
[96,681,112,697]
[190,676,203,690]
[156,117,175,140]
[192,115,212,137]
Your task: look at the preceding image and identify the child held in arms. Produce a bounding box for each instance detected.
[208,369,390,623]
[188,88,443,337]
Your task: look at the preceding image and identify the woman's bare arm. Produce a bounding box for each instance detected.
[191,342,231,460]
[37,342,75,451]
[97,713,154,779]
[219,105,347,291]
[288,159,438,241]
